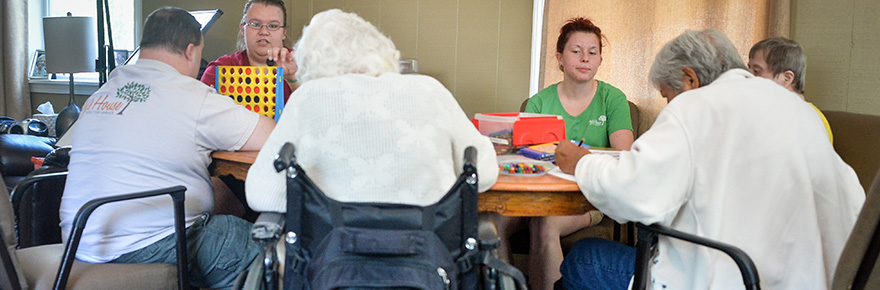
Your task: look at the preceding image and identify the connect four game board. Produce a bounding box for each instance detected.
[215,66,284,120]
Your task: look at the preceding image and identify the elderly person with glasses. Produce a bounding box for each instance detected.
[553,29,864,290]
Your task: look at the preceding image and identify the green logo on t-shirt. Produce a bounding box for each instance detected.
[116,82,150,115]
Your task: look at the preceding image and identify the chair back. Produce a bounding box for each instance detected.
[628,100,640,138]
[280,144,481,289]
[11,171,67,248]
[271,143,525,290]
[832,167,880,290]
[822,110,880,190]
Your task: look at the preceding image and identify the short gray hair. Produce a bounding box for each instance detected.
[293,9,400,83]
[649,29,747,92]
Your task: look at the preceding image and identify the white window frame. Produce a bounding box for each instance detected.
[529,0,545,98]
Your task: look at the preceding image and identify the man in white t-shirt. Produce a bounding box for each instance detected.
[60,7,275,289]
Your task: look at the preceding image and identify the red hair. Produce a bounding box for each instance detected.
[556,17,605,54]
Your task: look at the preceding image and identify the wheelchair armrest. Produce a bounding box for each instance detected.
[55,185,189,290]
[632,223,761,290]
[252,212,285,242]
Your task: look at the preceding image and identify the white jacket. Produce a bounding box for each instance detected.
[574,69,865,290]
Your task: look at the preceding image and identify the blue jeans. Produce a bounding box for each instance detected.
[559,238,636,290]
[113,214,261,290]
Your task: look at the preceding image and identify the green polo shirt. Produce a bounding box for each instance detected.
[525,81,632,148]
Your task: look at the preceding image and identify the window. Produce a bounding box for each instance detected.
[48,0,137,51]
[29,0,140,92]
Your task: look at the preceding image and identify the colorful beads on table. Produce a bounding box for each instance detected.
[498,163,548,174]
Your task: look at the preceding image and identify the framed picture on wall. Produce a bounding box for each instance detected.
[114,49,131,67]
[29,49,48,79]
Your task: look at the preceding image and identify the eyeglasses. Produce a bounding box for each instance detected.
[244,22,284,31]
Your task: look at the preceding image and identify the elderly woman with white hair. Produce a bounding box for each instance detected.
[245,9,498,211]
[552,29,864,290]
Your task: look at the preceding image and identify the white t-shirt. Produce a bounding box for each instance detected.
[573,69,865,289]
[245,73,498,212]
[60,59,260,263]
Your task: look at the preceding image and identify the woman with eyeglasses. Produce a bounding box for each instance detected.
[200,0,298,102]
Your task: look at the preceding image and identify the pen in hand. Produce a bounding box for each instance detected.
[577,138,584,147]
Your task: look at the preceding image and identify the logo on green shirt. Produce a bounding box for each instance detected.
[589,115,607,126]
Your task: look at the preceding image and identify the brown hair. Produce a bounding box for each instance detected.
[749,37,807,94]
[556,17,606,55]
[240,0,287,26]
[237,0,288,50]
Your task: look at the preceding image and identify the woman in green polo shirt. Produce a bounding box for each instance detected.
[513,17,634,290]
[525,20,633,149]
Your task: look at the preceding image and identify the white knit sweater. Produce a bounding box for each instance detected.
[245,73,498,211]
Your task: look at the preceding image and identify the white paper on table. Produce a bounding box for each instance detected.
[548,167,576,182]
[546,148,621,182]
[589,149,621,159]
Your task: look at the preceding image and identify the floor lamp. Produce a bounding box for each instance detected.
[43,14,97,138]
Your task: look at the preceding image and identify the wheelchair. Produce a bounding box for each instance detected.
[235,143,527,290]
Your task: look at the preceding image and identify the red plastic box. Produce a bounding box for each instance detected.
[472,113,565,147]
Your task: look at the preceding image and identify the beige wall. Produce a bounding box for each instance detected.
[29,1,880,120]
[140,0,534,118]
[792,0,880,115]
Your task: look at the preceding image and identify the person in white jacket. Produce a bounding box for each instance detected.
[245,9,498,212]
[554,29,865,290]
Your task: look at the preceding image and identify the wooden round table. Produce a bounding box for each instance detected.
[210,151,593,217]
[477,173,592,216]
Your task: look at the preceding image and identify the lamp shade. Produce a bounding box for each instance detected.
[43,16,97,74]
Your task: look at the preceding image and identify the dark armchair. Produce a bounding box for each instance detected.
[10,147,69,248]
[0,134,56,193]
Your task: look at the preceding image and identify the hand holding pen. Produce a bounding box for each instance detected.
[556,139,592,174]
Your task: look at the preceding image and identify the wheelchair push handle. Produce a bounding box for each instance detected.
[464,146,477,172]
[274,142,296,172]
